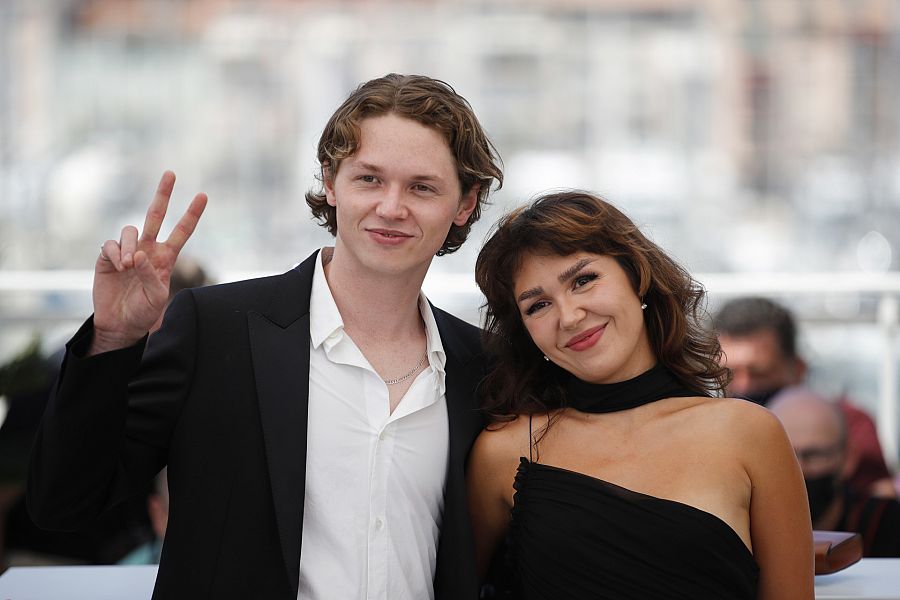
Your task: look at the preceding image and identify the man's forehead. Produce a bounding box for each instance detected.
[785,415,839,446]
[772,395,843,446]
[720,330,784,362]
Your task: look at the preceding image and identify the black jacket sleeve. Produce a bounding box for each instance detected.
[27,291,198,530]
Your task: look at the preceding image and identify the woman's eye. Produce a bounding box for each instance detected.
[359,175,377,183]
[573,273,598,288]
[525,301,548,316]
[413,184,434,193]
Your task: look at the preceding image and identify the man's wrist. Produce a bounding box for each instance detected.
[88,328,146,356]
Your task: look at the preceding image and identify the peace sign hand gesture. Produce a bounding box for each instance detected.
[90,171,207,356]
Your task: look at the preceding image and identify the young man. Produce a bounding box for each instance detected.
[27,74,503,599]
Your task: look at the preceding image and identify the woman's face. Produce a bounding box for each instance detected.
[513,251,655,384]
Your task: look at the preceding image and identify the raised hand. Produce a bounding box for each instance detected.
[90,171,207,355]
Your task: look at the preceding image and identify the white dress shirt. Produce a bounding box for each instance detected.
[297,252,449,600]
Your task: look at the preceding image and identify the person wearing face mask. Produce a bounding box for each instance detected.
[713,296,895,498]
[768,386,900,557]
[712,297,804,407]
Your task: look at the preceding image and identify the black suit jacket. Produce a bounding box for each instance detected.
[27,251,486,599]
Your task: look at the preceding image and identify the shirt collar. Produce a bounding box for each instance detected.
[309,249,345,351]
[308,247,447,373]
[419,291,447,375]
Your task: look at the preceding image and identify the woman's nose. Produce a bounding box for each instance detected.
[557,297,585,330]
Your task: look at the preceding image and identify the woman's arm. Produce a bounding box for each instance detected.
[743,405,815,599]
[466,422,521,581]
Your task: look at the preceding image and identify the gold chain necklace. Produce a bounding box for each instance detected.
[383,353,428,386]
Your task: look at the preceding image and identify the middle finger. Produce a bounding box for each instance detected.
[141,170,176,242]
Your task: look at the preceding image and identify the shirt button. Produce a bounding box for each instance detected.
[379,431,387,441]
[375,518,384,530]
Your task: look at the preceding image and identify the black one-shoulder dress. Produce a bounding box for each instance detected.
[505,365,760,599]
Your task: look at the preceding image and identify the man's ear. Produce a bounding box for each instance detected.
[840,443,859,481]
[791,357,808,384]
[453,184,480,226]
[323,162,337,207]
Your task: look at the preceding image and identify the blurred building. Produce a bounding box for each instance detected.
[1,0,898,266]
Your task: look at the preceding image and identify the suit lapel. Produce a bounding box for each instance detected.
[441,328,483,490]
[434,308,484,472]
[433,309,485,598]
[248,252,318,597]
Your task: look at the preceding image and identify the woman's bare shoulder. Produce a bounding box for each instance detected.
[666,396,787,454]
[676,395,781,428]
[477,414,533,453]
[719,397,786,435]
[685,397,795,469]
[474,412,558,465]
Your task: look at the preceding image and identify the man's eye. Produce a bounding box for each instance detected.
[359,175,377,183]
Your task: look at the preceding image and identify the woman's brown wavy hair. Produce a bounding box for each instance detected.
[475,191,727,422]
[305,73,503,256]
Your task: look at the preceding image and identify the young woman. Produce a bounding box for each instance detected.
[469,191,813,599]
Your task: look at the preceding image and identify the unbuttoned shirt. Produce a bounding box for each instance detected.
[297,252,449,600]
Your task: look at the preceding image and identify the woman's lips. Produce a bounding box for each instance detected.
[565,325,606,351]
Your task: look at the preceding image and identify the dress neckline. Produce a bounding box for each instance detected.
[516,458,756,560]
[564,363,702,413]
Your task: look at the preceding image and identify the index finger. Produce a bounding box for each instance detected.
[141,171,177,242]
[164,192,208,254]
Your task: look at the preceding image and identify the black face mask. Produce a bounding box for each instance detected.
[805,471,840,522]
[737,387,782,407]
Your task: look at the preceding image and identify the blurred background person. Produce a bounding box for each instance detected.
[713,296,895,498]
[769,386,900,557]
[0,338,59,569]
[149,258,211,334]
[713,297,805,407]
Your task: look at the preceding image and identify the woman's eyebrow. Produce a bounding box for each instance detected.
[516,258,597,303]
[558,258,595,283]
[517,286,543,303]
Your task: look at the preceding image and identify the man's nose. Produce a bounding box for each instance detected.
[727,368,751,396]
[375,186,408,220]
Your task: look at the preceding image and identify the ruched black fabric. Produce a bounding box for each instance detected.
[508,459,759,599]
